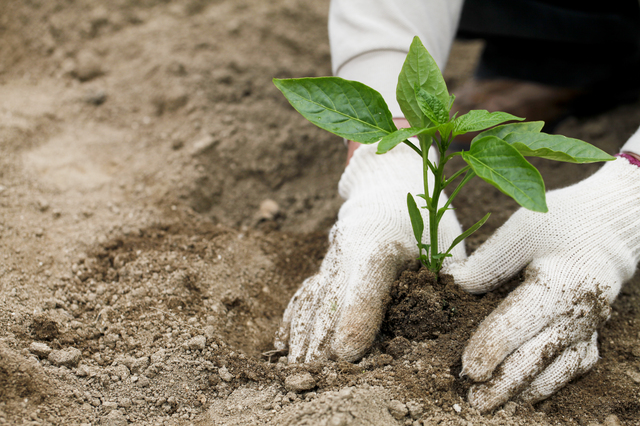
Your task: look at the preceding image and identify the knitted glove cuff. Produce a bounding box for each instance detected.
[615,153,640,167]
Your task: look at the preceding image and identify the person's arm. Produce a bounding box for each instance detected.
[330,0,463,117]
[331,0,463,162]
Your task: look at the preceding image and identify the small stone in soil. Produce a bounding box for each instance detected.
[103,401,118,412]
[258,199,280,220]
[73,50,104,82]
[102,409,128,426]
[48,347,82,367]
[151,349,166,364]
[84,89,107,105]
[338,387,353,400]
[190,135,217,156]
[188,335,206,351]
[406,401,423,418]
[328,412,352,426]
[284,372,316,393]
[76,365,92,377]
[30,342,52,358]
[627,369,640,384]
[118,398,132,408]
[503,401,517,416]
[131,356,149,374]
[37,199,50,212]
[387,400,408,420]
[325,371,338,385]
[219,366,233,382]
[604,414,622,426]
[204,325,215,340]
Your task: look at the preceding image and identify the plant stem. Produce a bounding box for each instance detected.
[428,138,447,275]
[415,128,470,276]
[443,164,470,189]
[438,169,475,222]
[419,136,431,212]
[426,131,458,275]
[402,140,422,157]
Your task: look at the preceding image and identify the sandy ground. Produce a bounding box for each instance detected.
[1,1,639,425]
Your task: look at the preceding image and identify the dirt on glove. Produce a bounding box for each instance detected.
[1,1,639,425]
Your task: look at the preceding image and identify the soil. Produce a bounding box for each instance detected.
[1,1,639,425]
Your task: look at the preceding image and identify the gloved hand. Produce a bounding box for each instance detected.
[444,155,640,412]
[275,142,466,363]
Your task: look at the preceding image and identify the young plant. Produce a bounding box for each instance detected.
[273,36,614,277]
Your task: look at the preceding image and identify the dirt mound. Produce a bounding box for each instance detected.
[384,266,504,342]
[0,342,49,403]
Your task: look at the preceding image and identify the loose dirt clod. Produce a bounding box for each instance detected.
[387,399,408,420]
[187,335,207,351]
[219,366,234,382]
[259,199,280,220]
[284,372,316,393]
[101,409,128,426]
[29,342,52,358]
[406,400,424,419]
[48,347,82,367]
[73,50,104,82]
[604,414,623,426]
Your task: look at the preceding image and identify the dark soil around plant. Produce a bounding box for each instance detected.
[383,267,504,343]
[1,0,639,425]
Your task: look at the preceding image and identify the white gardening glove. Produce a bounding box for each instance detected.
[275,142,466,363]
[444,155,640,412]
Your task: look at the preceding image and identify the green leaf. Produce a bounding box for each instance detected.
[462,136,547,212]
[396,37,450,128]
[453,110,523,136]
[415,87,449,125]
[438,121,455,142]
[445,212,490,255]
[431,253,453,260]
[273,77,396,144]
[503,132,616,163]
[376,126,438,154]
[474,121,544,142]
[407,193,424,246]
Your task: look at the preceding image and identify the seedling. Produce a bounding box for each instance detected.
[274,36,614,276]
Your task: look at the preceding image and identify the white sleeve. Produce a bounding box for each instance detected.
[621,126,640,155]
[329,0,463,117]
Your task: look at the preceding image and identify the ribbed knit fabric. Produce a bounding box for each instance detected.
[275,143,465,363]
[616,152,640,166]
[444,156,640,412]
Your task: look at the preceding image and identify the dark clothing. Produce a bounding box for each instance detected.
[458,0,640,109]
